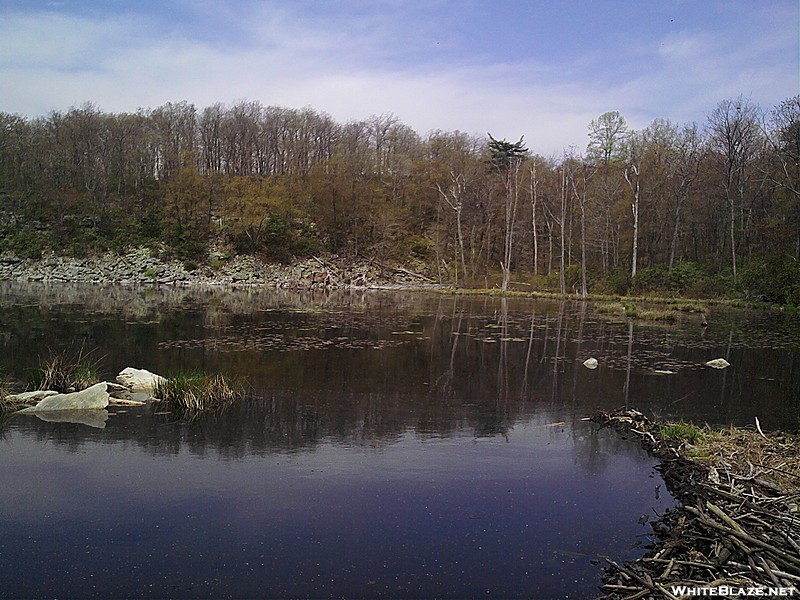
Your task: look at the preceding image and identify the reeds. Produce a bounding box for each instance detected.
[0,376,13,411]
[32,346,102,393]
[152,371,246,414]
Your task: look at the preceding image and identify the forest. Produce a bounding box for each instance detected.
[0,95,798,303]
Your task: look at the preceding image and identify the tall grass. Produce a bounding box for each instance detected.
[0,375,13,410]
[660,421,704,444]
[153,372,245,414]
[31,347,103,393]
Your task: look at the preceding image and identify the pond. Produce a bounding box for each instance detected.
[1,284,798,598]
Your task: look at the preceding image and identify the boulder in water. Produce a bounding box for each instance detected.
[705,358,730,369]
[17,382,109,412]
[116,367,166,392]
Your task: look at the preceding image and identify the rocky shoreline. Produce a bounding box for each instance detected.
[0,248,438,290]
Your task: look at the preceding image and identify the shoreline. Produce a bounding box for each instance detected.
[0,249,786,312]
[0,248,441,290]
[594,409,800,598]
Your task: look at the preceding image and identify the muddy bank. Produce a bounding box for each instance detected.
[595,409,799,598]
[0,249,437,289]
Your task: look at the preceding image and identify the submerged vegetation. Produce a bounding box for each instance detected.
[153,371,247,414]
[0,95,798,303]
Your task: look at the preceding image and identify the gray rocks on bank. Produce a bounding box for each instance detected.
[0,249,435,290]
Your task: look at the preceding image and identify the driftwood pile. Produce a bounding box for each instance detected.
[594,409,800,599]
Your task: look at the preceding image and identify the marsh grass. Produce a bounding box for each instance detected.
[32,346,103,393]
[0,376,14,410]
[153,371,246,414]
[594,302,626,316]
[660,421,704,444]
[685,426,800,490]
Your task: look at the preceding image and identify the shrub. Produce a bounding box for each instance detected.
[739,255,800,305]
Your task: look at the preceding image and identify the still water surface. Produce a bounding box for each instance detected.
[1,284,798,598]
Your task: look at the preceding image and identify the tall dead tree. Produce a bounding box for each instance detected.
[488,134,528,291]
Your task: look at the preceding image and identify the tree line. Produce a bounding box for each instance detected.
[0,95,798,302]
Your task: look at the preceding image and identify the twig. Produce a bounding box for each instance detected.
[605,558,679,600]
[754,416,767,440]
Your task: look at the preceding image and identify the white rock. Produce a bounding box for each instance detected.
[17,382,109,412]
[5,390,59,403]
[583,357,599,369]
[653,370,676,375]
[116,367,166,392]
[705,358,730,369]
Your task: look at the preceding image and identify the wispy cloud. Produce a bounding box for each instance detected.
[0,1,796,155]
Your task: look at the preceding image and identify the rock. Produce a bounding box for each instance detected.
[705,358,731,369]
[5,390,59,403]
[17,382,109,412]
[116,367,166,392]
[653,369,676,375]
[583,357,599,369]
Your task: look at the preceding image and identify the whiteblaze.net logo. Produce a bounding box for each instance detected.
[669,585,798,597]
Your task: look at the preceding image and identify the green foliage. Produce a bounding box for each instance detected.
[660,421,703,444]
[739,255,800,305]
[0,228,49,259]
[589,263,735,300]
[487,135,528,173]
[592,268,631,296]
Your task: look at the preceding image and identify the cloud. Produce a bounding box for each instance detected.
[0,2,796,156]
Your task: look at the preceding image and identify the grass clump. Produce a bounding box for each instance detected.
[594,302,626,316]
[660,421,704,444]
[0,376,14,410]
[153,371,245,414]
[31,347,103,393]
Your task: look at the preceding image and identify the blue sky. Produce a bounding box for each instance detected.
[1,0,797,155]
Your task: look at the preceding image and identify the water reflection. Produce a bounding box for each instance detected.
[1,410,669,599]
[2,283,798,597]
[1,282,799,431]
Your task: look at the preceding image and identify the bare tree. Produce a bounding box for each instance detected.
[706,96,763,280]
[437,171,468,283]
[624,131,644,278]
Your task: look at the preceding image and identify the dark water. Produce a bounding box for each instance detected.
[1,284,798,598]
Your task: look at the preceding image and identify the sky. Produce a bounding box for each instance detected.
[0,0,798,156]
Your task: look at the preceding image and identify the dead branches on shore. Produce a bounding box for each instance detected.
[595,409,800,598]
